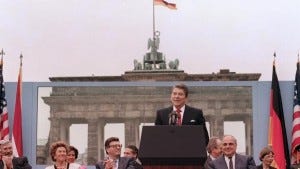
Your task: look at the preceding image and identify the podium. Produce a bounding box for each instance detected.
[139,125,207,169]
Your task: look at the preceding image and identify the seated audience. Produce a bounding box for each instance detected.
[95,137,135,169]
[208,135,256,169]
[256,146,275,169]
[45,141,80,169]
[123,145,143,169]
[0,140,31,169]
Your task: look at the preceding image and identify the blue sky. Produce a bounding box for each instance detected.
[1,0,300,81]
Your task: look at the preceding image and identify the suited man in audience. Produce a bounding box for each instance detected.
[123,145,143,169]
[204,137,222,169]
[0,140,32,169]
[208,135,256,169]
[154,83,209,144]
[95,137,136,169]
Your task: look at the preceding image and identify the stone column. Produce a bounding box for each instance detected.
[210,114,224,138]
[48,117,60,144]
[98,119,105,161]
[59,120,70,143]
[124,119,140,147]
[87,119,102,165]
[244,116,252,155]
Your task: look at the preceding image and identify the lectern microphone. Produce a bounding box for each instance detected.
[168,111,178,125]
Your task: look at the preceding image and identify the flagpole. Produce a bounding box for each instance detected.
[273,52,276,66]
[152,0,155,42]
[12,53,23,157]
[0,49,5,59]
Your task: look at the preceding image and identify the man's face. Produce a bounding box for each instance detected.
[170,87,187,108]
[106,141,122,158]
[123,148,136,159]
[222,136,237,157]
[1,143,13,156]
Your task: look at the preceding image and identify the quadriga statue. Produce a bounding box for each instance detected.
[168,59,179,70]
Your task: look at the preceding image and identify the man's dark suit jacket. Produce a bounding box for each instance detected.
[291,163,300,169]
[204,156,213,169]
[95,157,136,169]
[208,154,256,169]
[256,164,276,169]
[154,105,209,144]
[0,156,32,169]
[133,161,143,169]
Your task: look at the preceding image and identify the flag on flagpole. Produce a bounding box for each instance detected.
[268,58,290,169]
[12,55,23,157]
[154,0,177,10]
[291,60,300,164]
[0,50,9,141]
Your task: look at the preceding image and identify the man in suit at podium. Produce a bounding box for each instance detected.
[154,83,209,144]
[208,135,256,169]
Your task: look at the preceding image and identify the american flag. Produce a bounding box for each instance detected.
[0,50,9,140]
[292,61,300,163]
[154,0,177,10]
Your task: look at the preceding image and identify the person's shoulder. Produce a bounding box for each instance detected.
[13,156,32,169]
[120,156,133,161]
[291,164,300,169]
[208,155,223,165]
[45,165,54,169]
[69,163,81,169]
[236,153,252,159]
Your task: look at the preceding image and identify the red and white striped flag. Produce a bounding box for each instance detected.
[0,50,9,141]
[292,61,300,164]
[154,0,177,10]
[12,55,23,157]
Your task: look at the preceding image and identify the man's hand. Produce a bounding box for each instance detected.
[2,155,13,169]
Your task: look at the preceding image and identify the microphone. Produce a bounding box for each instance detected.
[168,111,178,125]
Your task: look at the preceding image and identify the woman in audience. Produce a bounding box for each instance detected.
[256,146,276,169]
[45,141,80,169]
[67,145,86,169]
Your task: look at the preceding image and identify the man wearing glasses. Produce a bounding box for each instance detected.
[208,135,256,169]
[95,137,136,169]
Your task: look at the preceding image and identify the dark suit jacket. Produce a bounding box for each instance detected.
[155,105,209,144]
[208,154,256,169]
[204,156,213,169]
[0,156,32,169]
[95,157,136,169]
[291,163,300,169]
[133,160,143,169]
[256,164,276,169]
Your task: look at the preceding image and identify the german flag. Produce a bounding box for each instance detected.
[268,58,290,169]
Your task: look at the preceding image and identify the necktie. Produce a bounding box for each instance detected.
[176,109,182,125]
[229,157,233,169]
